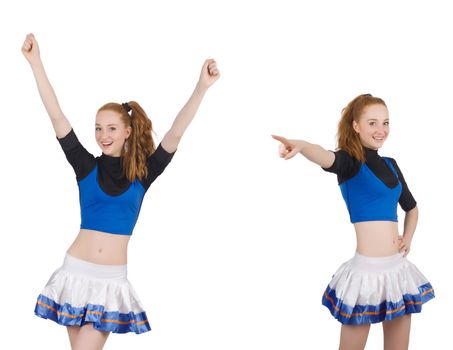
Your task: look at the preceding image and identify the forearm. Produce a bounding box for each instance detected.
[162,83,207,152]
[298,141,335,168]
[31,59,63,119]
[402,206,418,241]
[30,60,71,137]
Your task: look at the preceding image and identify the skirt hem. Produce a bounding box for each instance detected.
[35,294,151,334]
[322,282,434,325]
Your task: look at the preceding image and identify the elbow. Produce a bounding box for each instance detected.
[167,130,183,144]
[406,206,419,219]
[161,131,182,153]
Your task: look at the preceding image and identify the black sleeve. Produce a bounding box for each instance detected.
[388,158,417,212]
[322,150,361,183]
[57,129,96,181]
[141,143,175,191]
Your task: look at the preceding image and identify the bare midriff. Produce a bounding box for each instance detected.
[354,221,400,257]
[67,229,130,265]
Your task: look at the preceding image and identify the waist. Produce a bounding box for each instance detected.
[80,218,136,236]
[62,253,127,279]
[67,229,130,265]
[351,252,405,272]
[353,221,400,257]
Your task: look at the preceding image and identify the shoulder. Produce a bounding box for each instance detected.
[383,156,399,169]
[57,128,96,181]
[383,156,410,180]
[140,143,176,192]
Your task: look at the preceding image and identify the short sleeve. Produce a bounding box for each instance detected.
[388,158,417,212]
[57,129,96,181]
[322,150,361,182]
[141,143,175,191]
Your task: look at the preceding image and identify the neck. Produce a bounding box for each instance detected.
[364,146,379,160]
[102,152,121,158]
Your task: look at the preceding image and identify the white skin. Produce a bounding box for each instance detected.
[352,104,390,150]
[95,110,131,157]
[272,103,417,350]
[22,33,219,350]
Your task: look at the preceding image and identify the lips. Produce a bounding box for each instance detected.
[101,142,113,148]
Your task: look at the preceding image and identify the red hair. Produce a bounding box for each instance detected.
[337,94,387,162]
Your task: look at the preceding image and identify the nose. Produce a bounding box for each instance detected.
[99,129,109,139]
[97,131,109,142]
[376,124,387,134]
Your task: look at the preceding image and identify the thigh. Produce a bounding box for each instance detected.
[70,323,109,350]
[67,326,80,349]
[382,314,411,350]
[339,324,371,350]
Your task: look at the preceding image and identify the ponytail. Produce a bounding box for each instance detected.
[337,94,386,162]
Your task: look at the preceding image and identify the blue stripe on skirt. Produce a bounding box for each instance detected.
[322,282,435,325]
[35,294,151,334]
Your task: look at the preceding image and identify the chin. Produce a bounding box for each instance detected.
[99,146,116,156]
[376,140,387,148]
[367,138,386,149]
[108,151,121,157]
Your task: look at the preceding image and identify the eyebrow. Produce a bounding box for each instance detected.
[95,123,118,126]
[367,118,390,121]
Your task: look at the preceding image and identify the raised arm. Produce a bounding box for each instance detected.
[22,34,72,138]
[271,135,335,168]
[161,59,220,153]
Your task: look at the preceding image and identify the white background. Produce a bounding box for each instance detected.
[1,0,451,349]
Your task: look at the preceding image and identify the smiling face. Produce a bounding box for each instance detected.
[352,103,389,150]
[95,110,131,156]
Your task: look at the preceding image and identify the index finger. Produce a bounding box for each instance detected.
[271,134,291,146]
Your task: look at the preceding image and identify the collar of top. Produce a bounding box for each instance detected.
[364,147,379,161]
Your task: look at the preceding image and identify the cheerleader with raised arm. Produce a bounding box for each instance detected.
[22,33,219,350]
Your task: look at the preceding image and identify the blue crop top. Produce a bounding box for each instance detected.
[58,129,175,235]
[323,148,416,223]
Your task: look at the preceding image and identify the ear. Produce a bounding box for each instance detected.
[126,126,132,139]
[352,120,360,134]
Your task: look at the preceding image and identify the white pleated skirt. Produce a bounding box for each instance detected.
[34,254,150,334]
[322,252,434,325]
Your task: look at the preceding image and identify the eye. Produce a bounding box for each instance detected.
[369,121,376,126]
[95,127,101,131]
[384,121,390,126]
[109,127,117,131]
